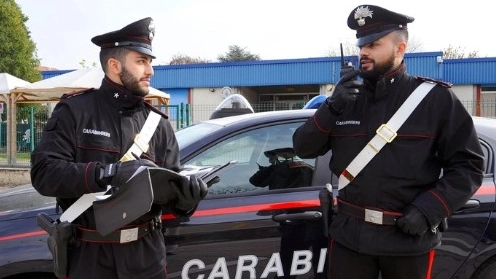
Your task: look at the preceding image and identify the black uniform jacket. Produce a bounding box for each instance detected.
[293,63,485,256]
[30,77,180,278]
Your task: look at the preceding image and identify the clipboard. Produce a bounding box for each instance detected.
[180,160,238,185]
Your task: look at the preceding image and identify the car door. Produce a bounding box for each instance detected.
[432,138,496,278]
[164,121,330,279]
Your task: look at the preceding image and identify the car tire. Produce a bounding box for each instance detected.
[472,257,496,279]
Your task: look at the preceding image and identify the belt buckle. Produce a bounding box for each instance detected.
[120,227,139,243]
[376,124,397,143]
[364,209,384,225]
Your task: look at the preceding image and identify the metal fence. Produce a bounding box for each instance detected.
[1,100,495,168]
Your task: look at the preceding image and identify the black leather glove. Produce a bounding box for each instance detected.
[396,205,430,236]
[97,159,158,188]
[325,69,363,114]
[172,174,208,215]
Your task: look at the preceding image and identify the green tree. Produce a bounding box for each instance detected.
[217,45,260,62]
[169,53,212,65]
[0,0,40,82]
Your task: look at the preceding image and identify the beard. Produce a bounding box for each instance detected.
[359,51,395,81]
[119,66,149,97]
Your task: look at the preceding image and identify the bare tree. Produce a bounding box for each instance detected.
[443,45,479,59]
[327,35,424,56]
[169,53,212,65]
[327,41,359,57]
[406,36,423,53]
[79,59,98,68]
[217,45,260,62]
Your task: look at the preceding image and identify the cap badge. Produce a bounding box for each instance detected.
[148,20,155,41]
[354,6,374,26]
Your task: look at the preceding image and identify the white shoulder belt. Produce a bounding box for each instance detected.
[59,111,162,222]
[337,81,436,190]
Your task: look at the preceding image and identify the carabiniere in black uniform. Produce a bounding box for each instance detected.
[30,76,180,278]
[293,62,485,256]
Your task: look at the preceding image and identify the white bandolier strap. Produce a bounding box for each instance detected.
[59,111,162,223]
[338,82,436,190]
[121,111,162,162]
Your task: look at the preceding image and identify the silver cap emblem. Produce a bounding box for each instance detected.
[148,20,155,41]
[354,6,374,26]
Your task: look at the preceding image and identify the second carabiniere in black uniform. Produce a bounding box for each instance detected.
[293,5,484,279]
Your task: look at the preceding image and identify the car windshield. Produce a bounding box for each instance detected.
[175,122,223,149]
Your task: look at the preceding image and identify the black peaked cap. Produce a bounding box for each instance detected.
[347,5,414,47]
[91,17,156,58]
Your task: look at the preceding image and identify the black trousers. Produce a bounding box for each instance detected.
[328,240,435,279]
[276,220,328,279]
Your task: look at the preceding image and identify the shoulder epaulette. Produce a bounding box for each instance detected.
[61,88,96,99]
[144,102,169,119]
[415,76,452,88]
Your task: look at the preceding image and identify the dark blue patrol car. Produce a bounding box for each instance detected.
[1,110,495,279]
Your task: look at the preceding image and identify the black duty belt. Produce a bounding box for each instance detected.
[77,216,161,244]
[338,199,402,226]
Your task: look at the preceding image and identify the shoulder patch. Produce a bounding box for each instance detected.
[144,102,169,119]
[415,76,452,88]
[61,88,96,99]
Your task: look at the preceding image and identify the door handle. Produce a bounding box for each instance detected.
[272,211,322,222]
[455,199,480,213]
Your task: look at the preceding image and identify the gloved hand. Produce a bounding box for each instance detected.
[325,69,363,114]
[172,174,208,215]
[396,205,430,236]
[97,159,158,188]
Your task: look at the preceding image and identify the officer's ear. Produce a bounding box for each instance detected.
[396,41,407,57]
[107,58,122,75]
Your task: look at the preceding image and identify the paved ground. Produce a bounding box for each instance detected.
[0,183,28,193]
[0,184,26,193]
[0,184,56,213]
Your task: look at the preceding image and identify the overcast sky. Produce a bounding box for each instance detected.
[15,0,494,70]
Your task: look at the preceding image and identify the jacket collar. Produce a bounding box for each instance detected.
[364,62,407,100]
[100,77,145,112]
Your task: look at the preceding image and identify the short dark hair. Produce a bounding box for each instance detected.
[392,29,409,44]
[99,47,131,72]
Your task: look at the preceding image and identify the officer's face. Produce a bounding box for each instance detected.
[358,33,402,80]
[119,51,154,97]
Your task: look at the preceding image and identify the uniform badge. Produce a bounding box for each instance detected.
[354,6,373,26]
[148,20,155,41]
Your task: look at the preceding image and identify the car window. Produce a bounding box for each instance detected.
[480,139,493,175]
[184,122,316,196]
[175,123,223,150]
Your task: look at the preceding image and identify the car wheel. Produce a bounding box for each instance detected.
[472,257,496,279]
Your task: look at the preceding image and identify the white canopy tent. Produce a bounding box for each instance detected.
[0,73,31,94]
[1,69,170,166]
[0,73,32,109]
[0,73,31,166]
[10,67,170,104]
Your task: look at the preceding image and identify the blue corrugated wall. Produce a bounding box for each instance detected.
[42,52,496,87]
[444,57,496,85]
